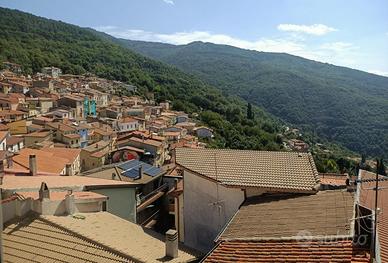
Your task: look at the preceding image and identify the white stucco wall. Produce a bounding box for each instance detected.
[183,170,245,252]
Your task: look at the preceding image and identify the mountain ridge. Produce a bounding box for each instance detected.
[116,38,388,158]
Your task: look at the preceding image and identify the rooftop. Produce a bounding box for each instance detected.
[130,137,162,148]
[1,175,133,192]
[0,130,9,141]
[3,216,131,263]
[204,240,369,263]
[6,135,23,146]
[7,148,80,175]
[319,173,348,187]
[176,148,320,192]
[219,190,354,241]
[43,212,199,262]
[24,130,51,138]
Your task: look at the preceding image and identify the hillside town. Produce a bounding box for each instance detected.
[0,62,384,262]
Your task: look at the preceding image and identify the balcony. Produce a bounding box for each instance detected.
[136,183,168,213]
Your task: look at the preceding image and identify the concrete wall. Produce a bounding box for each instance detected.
[2,196,104,222]
[92,187,137,223]
[183,170,245,252]
[2,200,17,223]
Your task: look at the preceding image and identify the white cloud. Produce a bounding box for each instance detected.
[162,0,174,5]
[277,24,337,36]
[97,27,305,53]
[96,26,367,70]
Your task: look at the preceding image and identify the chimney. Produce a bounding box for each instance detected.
[6,156,13,169]
[65,190,75,215]
[165,229,178,258]
[29,154,37,176]
[138,165,143,180]
[39,182,50,200]
[65,163,73,176]
[345,173,356,192]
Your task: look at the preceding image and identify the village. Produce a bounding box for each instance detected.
[0,61,383,262]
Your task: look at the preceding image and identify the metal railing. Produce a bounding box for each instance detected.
[139,183,169,204]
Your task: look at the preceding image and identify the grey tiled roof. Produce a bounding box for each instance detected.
[220,190,354,240]
[175,148,320,191]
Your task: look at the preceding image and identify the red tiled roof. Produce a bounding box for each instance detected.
[205,240,370,263]
[319,173,348,186]
[6,136,23,146]
[0,130,9,141]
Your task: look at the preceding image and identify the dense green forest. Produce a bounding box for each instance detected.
[121,40,388,158]
[0,7,362,173]
[0,7,284,150]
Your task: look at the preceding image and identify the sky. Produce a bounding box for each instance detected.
[1,0,387,76]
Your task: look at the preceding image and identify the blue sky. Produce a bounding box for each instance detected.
[1,0,387,76]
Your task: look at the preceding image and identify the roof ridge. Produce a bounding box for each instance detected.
[307,152,321,189]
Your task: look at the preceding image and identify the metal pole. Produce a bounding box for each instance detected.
[373,160,379,261]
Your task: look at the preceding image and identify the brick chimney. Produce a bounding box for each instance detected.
[29,154,37,176]
[165,229,178,258]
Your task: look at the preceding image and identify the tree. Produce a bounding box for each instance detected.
[247,102,254,120]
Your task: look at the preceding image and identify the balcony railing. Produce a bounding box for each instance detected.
[139,183,168,203]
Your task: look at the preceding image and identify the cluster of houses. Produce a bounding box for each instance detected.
[0,62,385,263]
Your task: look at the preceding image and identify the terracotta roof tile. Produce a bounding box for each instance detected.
[0,130,9,141]
[6,136,23,146]
[176,148,320,192]
[129,137,162,147]
[24,131,51,138]
[205,240,369,262]
[319,173,348,186]
[3,216,132,262]
[43,147,81,163]
[44,212,200,262]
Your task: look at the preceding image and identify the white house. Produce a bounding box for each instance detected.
[0,130,9,151]
[175,148,320,252]
[117,117,140,133]
[6,136,24,153]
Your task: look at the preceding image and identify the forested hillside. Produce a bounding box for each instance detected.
[0,7,283,151]
[120,40,388,158]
